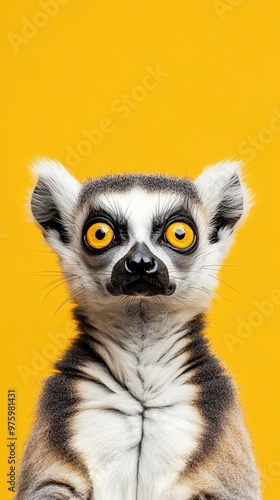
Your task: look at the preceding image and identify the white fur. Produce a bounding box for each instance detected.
[31,158,81,254]
[72,318,202,500]
[65,183,238,319]
[195,159,252,230]
[28,159,255,499]
[31,160,251,319]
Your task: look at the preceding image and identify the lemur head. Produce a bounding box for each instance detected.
[31,159,251,314]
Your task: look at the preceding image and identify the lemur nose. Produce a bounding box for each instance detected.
[125,257,158,275]
[124,243,158,275]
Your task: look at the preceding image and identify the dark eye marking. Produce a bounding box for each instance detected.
[81,206,129,254]
[152,207,199,254]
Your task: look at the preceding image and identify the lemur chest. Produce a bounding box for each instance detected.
[71,352,202,500]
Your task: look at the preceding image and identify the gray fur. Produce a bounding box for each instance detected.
[15,159,260,500]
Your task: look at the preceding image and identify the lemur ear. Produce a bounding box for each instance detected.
[30,159,81,244]
[195,160,252,243]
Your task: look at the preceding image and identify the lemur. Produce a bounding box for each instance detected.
[15,159,260,500]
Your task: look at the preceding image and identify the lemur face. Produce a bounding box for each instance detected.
[79,187,200,298]
[31,160,250,312]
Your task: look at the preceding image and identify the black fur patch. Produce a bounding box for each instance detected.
[182,315,235,470]
[38,372,80,466]
[38,312,234,484]
[56,309,127,393]
[33,480,81,499]
[43,207,69,244]
[71,308,146,407]
[73,307,126,354]
[209,173,244,243]
[191,495,217,500]
[108,242,173,296]
[31,183,69,243]
[79,173,199,203]
[55,331,115,390]
[37,312,108,468]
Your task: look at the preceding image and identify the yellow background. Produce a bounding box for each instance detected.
[1,1,280,498]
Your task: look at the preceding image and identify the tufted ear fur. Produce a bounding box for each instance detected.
[30,158,81,245]
[195,160,252,244]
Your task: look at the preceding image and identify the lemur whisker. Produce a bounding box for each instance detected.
[54,285,85,315]
[168,271,241,295]
[207,274,244,295]
[202,264,237,268]
[190,285,238,306]
[42,276,79,302]
[35,276,72,295]
[31,270,75,276]
[36,249,54,253]
[187,286,219,306]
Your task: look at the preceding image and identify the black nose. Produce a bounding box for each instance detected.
[124,244,158,275]
[125,257,158,275]
[108,241,174,296]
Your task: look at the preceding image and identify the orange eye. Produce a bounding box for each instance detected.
[85,222,114,250]
[165,221,195,250]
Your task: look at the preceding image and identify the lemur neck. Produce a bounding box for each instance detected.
[75,299,201,338]
[72,302,207,403]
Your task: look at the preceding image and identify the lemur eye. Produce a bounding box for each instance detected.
[85,222,114,250]
[164,221,195,250]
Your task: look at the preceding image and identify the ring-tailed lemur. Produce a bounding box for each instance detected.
[15,159,260,500]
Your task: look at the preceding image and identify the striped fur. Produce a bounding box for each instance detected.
[15,160,260,499]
